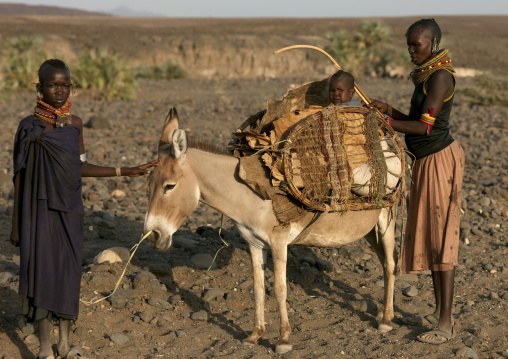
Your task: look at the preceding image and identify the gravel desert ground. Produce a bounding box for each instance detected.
[0,15,507,359]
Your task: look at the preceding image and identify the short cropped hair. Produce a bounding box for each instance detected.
[38,59,69,84]
[405,18,442,44]
[330,70,355,90]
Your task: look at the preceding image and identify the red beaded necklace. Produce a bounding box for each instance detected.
[34,98,72,127]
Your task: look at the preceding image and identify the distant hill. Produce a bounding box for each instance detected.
[109,6,161,17]
[0,3,110,16]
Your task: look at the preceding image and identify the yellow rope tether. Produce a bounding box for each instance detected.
[81,219,229,303]
[81,230,153,305]
[207,214,229,272]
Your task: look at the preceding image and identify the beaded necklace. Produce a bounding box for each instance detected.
[34,98,72,127]
[410,49,455,86]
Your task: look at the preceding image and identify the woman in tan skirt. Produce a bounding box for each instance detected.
[368,18,465,344]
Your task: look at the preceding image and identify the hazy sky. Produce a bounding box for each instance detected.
[0,0,505,17]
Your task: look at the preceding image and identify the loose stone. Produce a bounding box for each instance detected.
[191,253,216,269]
[315,259,333,272]
[148,297,172,310]
[110,332,130,345]
[191,310,209,322]
[203,288,225,302]
[402,285,418,297]
[455,346,479,359]
[169,294,182,305]
[139,309,156,323]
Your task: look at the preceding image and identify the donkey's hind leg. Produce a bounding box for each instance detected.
[243,244,267,346]
[364,206,397,332]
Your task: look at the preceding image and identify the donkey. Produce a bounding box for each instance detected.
[144,108,398,354]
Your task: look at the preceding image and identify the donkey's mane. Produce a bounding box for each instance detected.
[188,138,232,156]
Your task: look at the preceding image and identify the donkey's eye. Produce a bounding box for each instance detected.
[164,184,176,193]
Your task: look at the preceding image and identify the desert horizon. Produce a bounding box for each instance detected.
[0,14,507,81]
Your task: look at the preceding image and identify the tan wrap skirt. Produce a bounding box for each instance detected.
[402,141,465,273]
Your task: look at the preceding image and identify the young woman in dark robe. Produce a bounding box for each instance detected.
[10,59,156,359]
[368,19,464,345]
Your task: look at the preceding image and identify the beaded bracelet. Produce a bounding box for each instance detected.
[420,113,436,135]
[386,117,393,127]
[115,167,121,177]
[420,113,435,125]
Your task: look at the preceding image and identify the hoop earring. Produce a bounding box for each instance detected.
[431,39,440,55]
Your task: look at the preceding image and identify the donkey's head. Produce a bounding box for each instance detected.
[144,108,200,250]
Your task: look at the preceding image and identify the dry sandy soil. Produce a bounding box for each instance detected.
[0,15,507,359]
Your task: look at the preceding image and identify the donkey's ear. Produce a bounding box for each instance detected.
[161,107,179,145]
[164,107,178,127]
[171,129,188,162]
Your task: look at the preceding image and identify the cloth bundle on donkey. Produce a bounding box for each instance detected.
[228,78,404,223]
[228,46,405,224]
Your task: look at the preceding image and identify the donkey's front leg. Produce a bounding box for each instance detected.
[243,244,267,346]
[271,233,292,354]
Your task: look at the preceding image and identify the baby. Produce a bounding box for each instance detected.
[329,70,362,106]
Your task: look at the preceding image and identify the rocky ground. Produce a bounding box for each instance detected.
[0,75,507,359]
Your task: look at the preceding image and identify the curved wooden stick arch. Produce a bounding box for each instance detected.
[274,45,406,261]
[274,44,373,105]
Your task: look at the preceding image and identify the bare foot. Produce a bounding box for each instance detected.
[57,341,70,358]
[37,343,55,359]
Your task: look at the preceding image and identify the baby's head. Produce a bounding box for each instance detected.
[36,59,72,109]
[329,70,355,105]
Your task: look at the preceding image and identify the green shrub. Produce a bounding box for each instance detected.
[325,20,408,77]
[325,29,361,74]
[72,48,137,100]
[135,60,187,80]
[458,74,508,106]
[0,36,46,91]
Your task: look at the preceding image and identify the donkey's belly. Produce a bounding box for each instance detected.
[288,209,381,247]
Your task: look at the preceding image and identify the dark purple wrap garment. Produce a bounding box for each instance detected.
[13,116,83,316]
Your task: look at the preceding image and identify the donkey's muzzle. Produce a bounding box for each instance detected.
[145,229,172,251]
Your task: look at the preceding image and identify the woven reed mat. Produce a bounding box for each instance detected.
[281,105,402,212]
[260,77,331,127]
[229,76,404,215]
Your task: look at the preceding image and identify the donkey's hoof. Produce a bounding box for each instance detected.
[275,341,293,354]
[378,323,393,333]
[242,337,258,347]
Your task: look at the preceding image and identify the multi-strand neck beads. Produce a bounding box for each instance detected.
[34,98,72,127]
[411,49,455,86]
